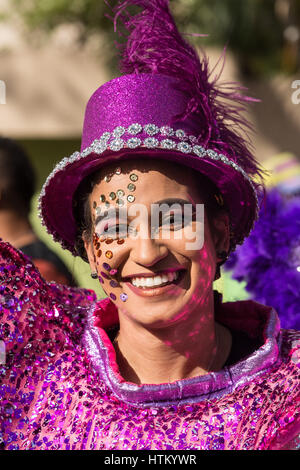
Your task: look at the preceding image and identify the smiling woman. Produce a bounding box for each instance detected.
[0,0,299,451]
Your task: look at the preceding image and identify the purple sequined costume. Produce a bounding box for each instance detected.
[1,240,299,450]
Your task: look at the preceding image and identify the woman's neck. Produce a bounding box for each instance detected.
[113,295,232,385]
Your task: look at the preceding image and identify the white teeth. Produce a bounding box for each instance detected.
[131,271,179,288]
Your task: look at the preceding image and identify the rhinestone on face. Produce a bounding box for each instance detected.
[144,137,159,149]
[109,192,116,200]
[102,263,111,271]
[117,239,125,245]
[161,139,176,150]
[116,198,124,206]
[105,201,110,208]
[104,175,111,182]
[128,123,143,135]
[110,269,118,275]
[109,139,124,152]
[109,292,117,300]
[115,167,122,175]
[120,293,128,302]
[100,195,106,202]
[129,173,138,182]
[105,251,113,259]
[127,183,136,192]
[127,137,141,149]
[109,280,118,288]
[160,126,174,137]
[113,126,126,138]
[116,189,125,197]
[93,201,97,209]
[177,142,192,153]
[144,124,159,136]
[127,195,135,203]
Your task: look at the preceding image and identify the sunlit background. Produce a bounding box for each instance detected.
[1,0,299,300]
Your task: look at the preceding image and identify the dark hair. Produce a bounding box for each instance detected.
[72,163,231,281]
[0,137,36,217]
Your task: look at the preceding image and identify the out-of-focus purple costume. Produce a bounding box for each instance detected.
[1,241,299,450]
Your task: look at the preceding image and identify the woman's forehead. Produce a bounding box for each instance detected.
[91,158,198,202]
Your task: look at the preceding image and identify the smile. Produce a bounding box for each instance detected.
[131,271,179,288]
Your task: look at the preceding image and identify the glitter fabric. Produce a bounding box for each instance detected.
[1,240,299,451]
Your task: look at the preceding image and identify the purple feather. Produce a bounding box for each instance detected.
[225,189,300,329]
[108,0,267,186]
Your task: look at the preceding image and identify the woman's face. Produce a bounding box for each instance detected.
[84,158,229,329]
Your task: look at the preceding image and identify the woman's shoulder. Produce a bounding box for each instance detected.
[0,239,97,355]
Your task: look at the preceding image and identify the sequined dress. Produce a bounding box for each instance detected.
[0,240,299,450]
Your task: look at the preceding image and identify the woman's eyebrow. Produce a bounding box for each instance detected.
[94,199,196,226]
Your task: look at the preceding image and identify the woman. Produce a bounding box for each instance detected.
[1,0,299,450]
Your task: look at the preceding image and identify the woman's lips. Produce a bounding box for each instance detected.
[122,270,186,297]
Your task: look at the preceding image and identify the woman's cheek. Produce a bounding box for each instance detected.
[92,233,128,303]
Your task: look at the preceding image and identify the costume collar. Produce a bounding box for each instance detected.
[83,296,281,408]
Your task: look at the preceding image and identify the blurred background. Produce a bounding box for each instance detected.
[0,0,299,300]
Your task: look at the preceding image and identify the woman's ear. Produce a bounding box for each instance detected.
[82,231,96,272]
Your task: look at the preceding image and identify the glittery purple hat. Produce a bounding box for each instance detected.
[39,0,266,256]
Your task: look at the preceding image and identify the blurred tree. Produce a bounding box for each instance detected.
[11,0,300,76]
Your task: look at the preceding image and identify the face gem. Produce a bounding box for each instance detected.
[116,189,125,197]
[98,276,104,284]
[115,167,122,175]
[109,293,117,300]
[120,293,128,302]
[117,239,125,245]
[105,201,110,208]
[127,183,136,192]
[127,195,135,203]
[109,280,118,288]
[93,201,97,208]
[129,173,138,182]
[105,238,113,244]
[100,271,110,280]
[97,250,102,257]
[102,263,111,271]
[109,192,116,200]
[110,269,118,275]
[100,194,106,202]
[105,251,113,259]
[104,175,111,182]
[116,199,124,206]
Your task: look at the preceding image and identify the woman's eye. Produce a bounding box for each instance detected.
[96,224,128,237]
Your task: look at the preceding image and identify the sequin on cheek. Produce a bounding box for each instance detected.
[105,251,113,259]
[109,280,118,288]
[102,263,111,271]
[109,293,117,300]
[120,293,128,302]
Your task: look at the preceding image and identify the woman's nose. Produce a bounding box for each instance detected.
[130,232,168,267]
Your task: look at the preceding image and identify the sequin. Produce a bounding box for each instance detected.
[100,195,106,202]
[120,293,128,302]
[109,192,116,200]
[129,174,138,182]
[105,238,113,244]
[105,251,113,259]
[115,167,122,175]
[110,269,118,275]
[109,293,117,301]
[127,195,135,203]
[109,280,118,288]
[102,263,111,271]
[116,189,125,197]
[127,183,136,192]
[116,199,124,206]
[117,239,125,245]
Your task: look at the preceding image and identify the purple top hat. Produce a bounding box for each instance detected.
[39,0,267,256]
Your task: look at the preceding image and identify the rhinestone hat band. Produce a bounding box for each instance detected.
[38,123,259,253]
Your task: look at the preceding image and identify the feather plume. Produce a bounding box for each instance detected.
[107,0,268,187]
